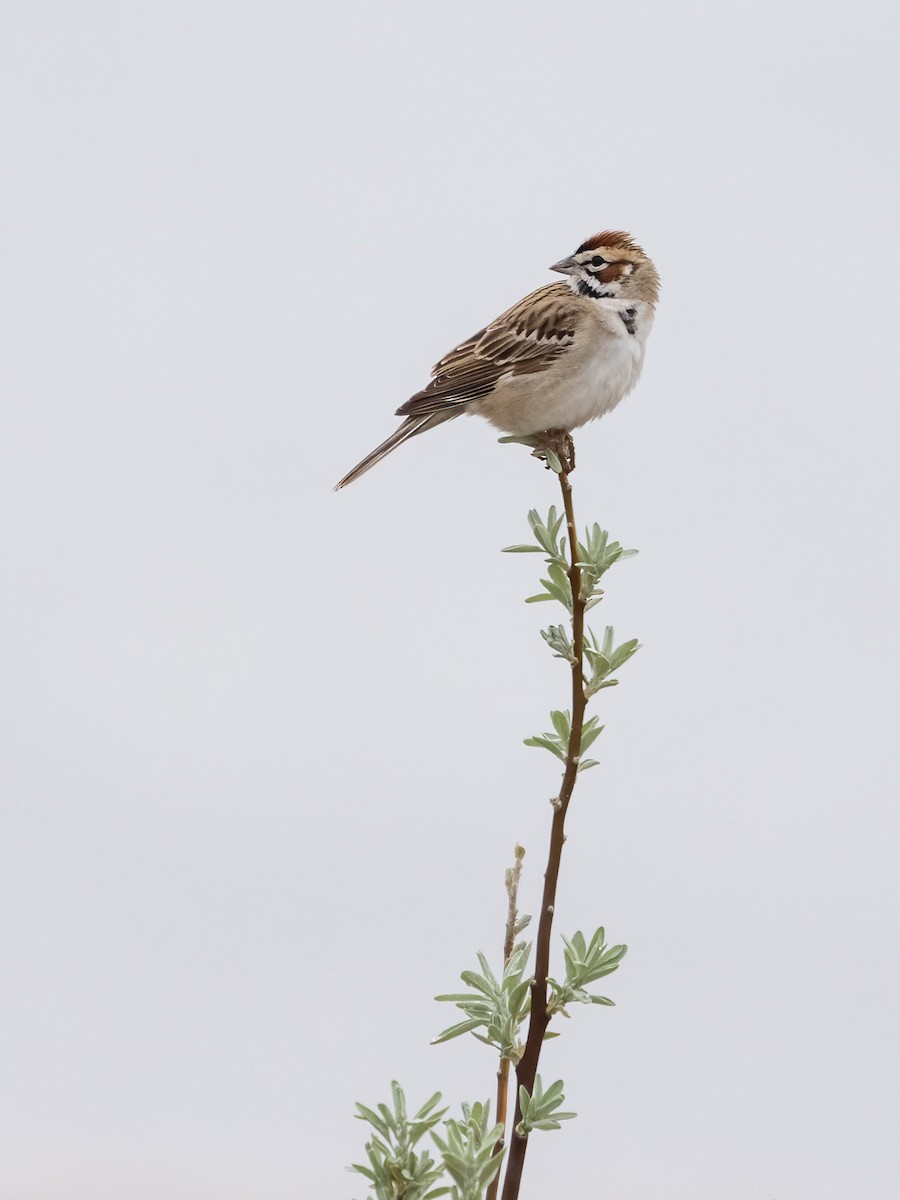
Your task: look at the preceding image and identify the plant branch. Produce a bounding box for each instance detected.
[503,844,526,967]
[500,440,586,1200]
[486,844,526,1200]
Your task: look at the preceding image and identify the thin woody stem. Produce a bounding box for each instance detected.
[499,449,585,1200]
[486,845,525,1200]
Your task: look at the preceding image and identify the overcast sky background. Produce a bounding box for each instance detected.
[2,3,899,1198]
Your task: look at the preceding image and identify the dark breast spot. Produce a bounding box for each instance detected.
[620,307,637,336]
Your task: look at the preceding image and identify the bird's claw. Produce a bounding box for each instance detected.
[531,429,576,474]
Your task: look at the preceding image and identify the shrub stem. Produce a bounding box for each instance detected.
[486,845,525,1200]
[500,449,585,1200]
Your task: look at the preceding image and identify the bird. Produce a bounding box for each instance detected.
[333,231,659,489]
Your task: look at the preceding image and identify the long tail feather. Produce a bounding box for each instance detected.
[333,412,457,490]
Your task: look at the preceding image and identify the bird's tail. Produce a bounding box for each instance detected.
[333,411,457,490]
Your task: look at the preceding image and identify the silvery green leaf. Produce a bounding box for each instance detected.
[550,709,570,738]
[534,529,558,556]
[410,1117,448,1141]
[507,969,532,998]
[544,448,563,473]
[577,758,600,771]
[523,736,566,760]
[588,964,623,979]
[354,1104,391,1137]
[415,1092,445,1119]
[431,1018,484,1044]
[498,434,541,446]
[611,639,640,667]
[350,1163,378,1181]
[569,931,587,957]
[590,995,616,1005]
[459,970,496,997]
[476,952,500,990]
[501,544,543,553]
[525,593,556,604]
[580,721,604,751]
[367,1132,390,1158]
[391,1080,407,1123]
[587,652,612,678]
[505,940,531,972]
[547,561,571,589]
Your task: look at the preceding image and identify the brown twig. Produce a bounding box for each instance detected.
[500,435,585,1200]
[486,844,525,1200]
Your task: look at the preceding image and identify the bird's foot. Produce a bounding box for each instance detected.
[532,429,576,475]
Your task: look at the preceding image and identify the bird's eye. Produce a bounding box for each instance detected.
[591,256,606,267]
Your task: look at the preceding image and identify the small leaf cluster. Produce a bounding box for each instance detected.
[539,623,574,663]
[515,1076,577,1136]
[584,627,640,698]
[351,1083,448,1200]
[431,1101,505,1200]
[352,1087,503,1200]
[502,510,636,614]
[433,922,625,1061]
[576,524,637,608]
[548,928,628,1015]
[523,709,603,773]
[502,506,567,562]
[505,509,640,773]
[433,939,532,1061]
[502,508,573,611]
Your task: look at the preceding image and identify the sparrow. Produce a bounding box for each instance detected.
[334,231,659,489]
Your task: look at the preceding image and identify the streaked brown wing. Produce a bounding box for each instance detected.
[396,283,579,418]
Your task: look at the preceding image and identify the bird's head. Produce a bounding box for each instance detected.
[550,231,659,305]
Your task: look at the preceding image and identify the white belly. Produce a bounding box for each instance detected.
[547,331,645,430]
[476,302,653,436]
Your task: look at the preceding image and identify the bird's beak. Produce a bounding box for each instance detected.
[549,256,579,276]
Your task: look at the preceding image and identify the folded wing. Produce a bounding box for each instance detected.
[396,283,578,419]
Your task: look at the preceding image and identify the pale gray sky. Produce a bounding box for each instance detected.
[2,3,899,1198]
